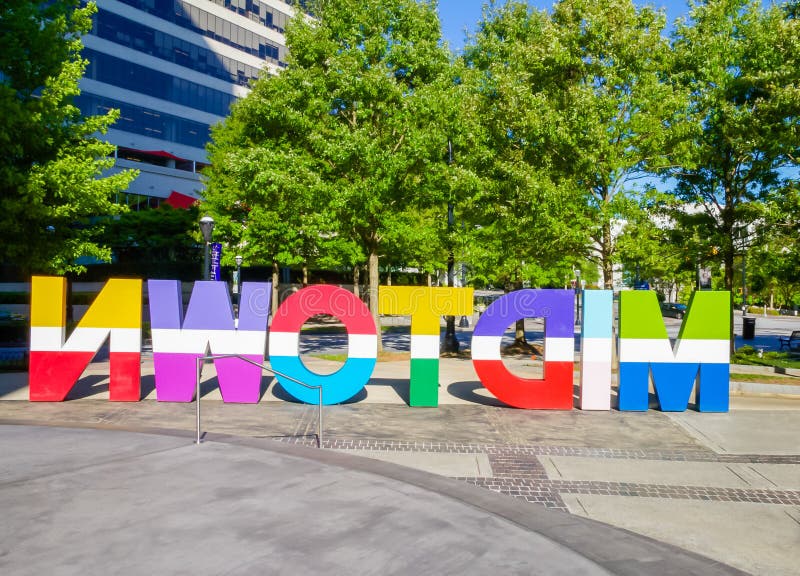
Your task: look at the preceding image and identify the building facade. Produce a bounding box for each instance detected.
[77,0,295,208]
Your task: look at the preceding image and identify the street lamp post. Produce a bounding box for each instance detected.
[735,226,750,317]
[443,139,459,353]
[234,254,243,307]
[741,251,747,317]
[199,216,215,281]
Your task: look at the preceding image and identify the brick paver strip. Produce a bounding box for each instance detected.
[275,437,800,511]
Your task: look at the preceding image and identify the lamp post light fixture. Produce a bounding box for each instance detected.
[199,215,215,281]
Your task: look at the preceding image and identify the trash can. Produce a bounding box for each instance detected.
[742,317,756,340]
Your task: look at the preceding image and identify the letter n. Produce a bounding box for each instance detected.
[618,291,730,412]
[29,276,142,401]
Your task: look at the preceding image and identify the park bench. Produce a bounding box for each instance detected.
[778,331,800,352]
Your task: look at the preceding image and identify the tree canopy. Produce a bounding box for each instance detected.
[204,0,460,328]
[199,0,799,315]
[664,0,799,296]
[0,0,135,274]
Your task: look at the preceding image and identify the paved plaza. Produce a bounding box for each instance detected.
[1,346,799,575]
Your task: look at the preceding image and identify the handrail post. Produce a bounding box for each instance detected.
[195,357,202,444]
[318,387,323,448]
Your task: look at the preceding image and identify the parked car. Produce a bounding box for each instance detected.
[660,302,687,319]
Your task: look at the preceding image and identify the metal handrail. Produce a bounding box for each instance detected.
[194,354,323,447]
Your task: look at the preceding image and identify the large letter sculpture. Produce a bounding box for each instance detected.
[618,290,730,412]
[269,285,377,405]
[29,276,142,401]
[579,290,614,410]
[471,289,574,409]
[379,286,474,406]
[149,280,271,402]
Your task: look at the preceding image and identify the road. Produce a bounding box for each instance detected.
[296,310,800,357]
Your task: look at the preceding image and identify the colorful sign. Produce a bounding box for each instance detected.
[619,290,730,412]
[579,290,613,410]
[269,285,377,405]
[148,280,271,403]
[28,276,732,412]
[472,289,574,409]
[379,286,473,406]
[29,276,141,401]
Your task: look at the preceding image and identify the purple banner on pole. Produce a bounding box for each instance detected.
[210,242,222,281]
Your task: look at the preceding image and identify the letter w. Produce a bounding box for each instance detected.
[148,280,271,403]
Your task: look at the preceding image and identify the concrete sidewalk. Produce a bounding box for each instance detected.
[0,424,748,576]
[0,357,798,575]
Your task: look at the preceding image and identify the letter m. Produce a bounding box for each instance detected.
[618,291,730,412]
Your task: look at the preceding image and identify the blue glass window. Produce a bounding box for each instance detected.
[113,0,286,66]
[94,10,262,87]
[84,49,236,116]
[76,93,212,148]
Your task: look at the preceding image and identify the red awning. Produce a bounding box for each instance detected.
[163,191,198,209]
[139,150,185,161]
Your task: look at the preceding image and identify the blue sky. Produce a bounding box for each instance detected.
[436,1,691,49]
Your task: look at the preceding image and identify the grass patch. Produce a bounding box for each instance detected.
[381,325,410,334]
[300,325,408,334]
[310,350,411,363]
[732,346,800,369]
[300,325,347,334]
[377,350,410,362]
[729,373,800,385]
[312,353,347,362]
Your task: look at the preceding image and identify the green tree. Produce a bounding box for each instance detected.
[381,206,447,285]
[94,205,201,277]
[530,0,683,289]
[462,1,593,345]
[616,193,698,300]
[0,0,135,274]
[205,0,457,336]
[749,183,800,308]
[665,0,800,340]
[204,105,325,308]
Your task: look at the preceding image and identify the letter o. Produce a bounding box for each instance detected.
[269,285,377,404]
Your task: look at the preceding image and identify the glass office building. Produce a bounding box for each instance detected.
[78,0,295,208]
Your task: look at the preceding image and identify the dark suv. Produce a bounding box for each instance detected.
[660,302,687,319]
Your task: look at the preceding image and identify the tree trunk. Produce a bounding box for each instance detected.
[722,185,736,355]
[368,250,382,352]
[271,260,279,315]
[724,244,735,355]
[515,318,527,345]
[512,281,527,346]
[427,273,432,287]
[387,269,392,286]
[601,218,614,290]
[302,262,308,287]
[353,265,360,298]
